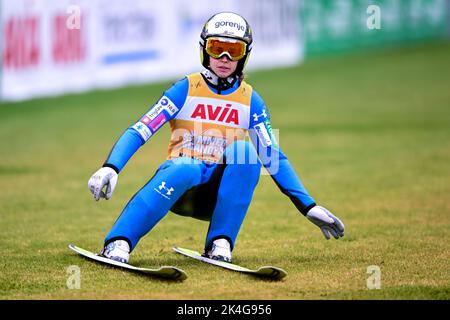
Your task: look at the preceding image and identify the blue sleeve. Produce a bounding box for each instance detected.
[249,90,316,215]
[103,78,188,172]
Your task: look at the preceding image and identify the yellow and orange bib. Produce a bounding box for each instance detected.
[167,73,253,163]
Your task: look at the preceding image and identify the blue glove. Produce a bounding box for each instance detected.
[306,206,345,240]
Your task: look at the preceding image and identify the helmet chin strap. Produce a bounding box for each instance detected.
[201,69,238,94]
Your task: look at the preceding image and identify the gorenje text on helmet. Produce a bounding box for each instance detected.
[214,21,245,32]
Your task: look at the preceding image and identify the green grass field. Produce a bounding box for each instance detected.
[1,41,449,300]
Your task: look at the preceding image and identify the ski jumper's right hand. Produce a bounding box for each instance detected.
[88,167,118,201]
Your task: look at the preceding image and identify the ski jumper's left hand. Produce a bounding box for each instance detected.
[247,92,345,240]
[306,206,345,240]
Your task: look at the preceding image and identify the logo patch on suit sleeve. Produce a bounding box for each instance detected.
[159,97,178,116]
[254,122,272,147]
[264,119,278,147]
[143,96,178,121]
[132,122,153,141]
[148,113,167,132]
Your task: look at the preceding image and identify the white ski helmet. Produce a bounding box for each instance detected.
[200,12,253,76]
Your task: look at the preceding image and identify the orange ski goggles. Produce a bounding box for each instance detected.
[205,37,247,61]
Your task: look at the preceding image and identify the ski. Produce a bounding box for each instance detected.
[69,244,187,281]
[173,246,287,280]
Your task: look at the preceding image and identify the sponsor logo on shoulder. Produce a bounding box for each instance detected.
[252,110,267,122]
[143,96,178,122]
[160,97,178,116]
[149,113,167,132]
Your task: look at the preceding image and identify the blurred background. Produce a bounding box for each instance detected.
[1,0,448,101]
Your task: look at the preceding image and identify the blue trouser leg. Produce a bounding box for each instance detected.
[205,141,261,252]
[105,158,203,251]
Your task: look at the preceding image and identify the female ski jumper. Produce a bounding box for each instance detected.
[102,71,316,253]
[87,12,344,264]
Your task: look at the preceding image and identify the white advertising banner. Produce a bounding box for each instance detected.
[1,0,94,100]
[0,0,303,101]
[237,0,302,70]
[89,0,177,86]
